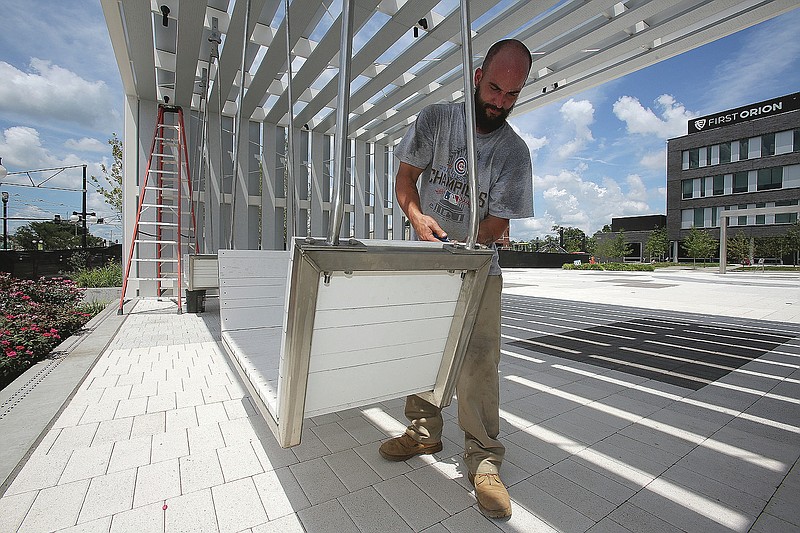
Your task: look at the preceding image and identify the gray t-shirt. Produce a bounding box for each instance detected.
[395,102,534,275]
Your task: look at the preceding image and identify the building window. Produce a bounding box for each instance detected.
[688,148,700,169]
[694,207,705,228]
[719,142,731,164]
[775,200,799,224]
[738,204,747,226]
[733,171,748,193]
[794,129,800,152]
[682,179,693,199]
[757,167,782,191]
[713,175,724,195]
[739,139,749,160]
[762,133,776,157]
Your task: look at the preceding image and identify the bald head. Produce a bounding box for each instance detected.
[482,39,532,76]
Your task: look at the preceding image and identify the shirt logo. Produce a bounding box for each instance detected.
[453,156,468,176]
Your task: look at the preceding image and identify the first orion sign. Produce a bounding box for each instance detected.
[688,92,800,134]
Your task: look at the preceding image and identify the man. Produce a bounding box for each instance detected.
[378,39,533,519]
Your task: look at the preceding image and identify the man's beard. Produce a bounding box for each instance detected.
[474,86,513,132]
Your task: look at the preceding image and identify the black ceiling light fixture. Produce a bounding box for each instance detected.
[160,5,170,27]
[413,17,428,38]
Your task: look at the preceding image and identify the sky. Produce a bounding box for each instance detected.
[0,2,799,245]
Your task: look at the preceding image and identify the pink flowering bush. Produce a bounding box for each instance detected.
[1,273,93,388]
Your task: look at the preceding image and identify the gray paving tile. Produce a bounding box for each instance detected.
[291,427,331,462]
[54,403,89,428]
[373,474,448,531]
[504,429,570,467]
[253,466,311,520]
[323,448,383,492]
[92,417,134,446]
[340,486,414,533]
[250,513,306,533]
[251,433,299,472]
[110,501,163,533]
[337,414,387,445]
[78,468,136,523]
[212,477,268,533]
[218,416,260,446]
[16,479,89,532]
[0,490,37,532]
[178,449,224,493]
[290,457,349,505]
[165,405,199,432]
[134,458,181,507]
[187,422,226,453]
[5,448,71,495]
[297,499,360,533]
[749,512,800,533]
[353,441,412,480]
[151,428,190,463]
[311,421,360,453]
[629,476,756,533]
[130,412,166,439]
[50,423,100,455]
[509,478,594,532]
[195,401,229,426]
[60,442,113,484]
[531,468,618,521]
[549,457,636,505]
[440,506,503,532]
[406,461,475,515]
[660,463,767,516]
[585,517,635,533]
[114,396,148,419]
[59,515,113,532]
[163,488,218,533]
[107,436,152,473]
[217,442,264,482]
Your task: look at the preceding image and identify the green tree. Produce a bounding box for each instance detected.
[755,234,789,264]
[726,232,750,264]
[644,226,669,261]
[552,225,587,252]
[13,221,104,251]
[91,133,123,217]
[683,226,718,267]
[592,230,631,262]
[786,221,800,265]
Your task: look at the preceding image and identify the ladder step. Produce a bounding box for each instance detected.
[141,203,179,209]
[131,258,179,263]
[148,170,180,175]
[135,221,179,227]
[133,239,178,244]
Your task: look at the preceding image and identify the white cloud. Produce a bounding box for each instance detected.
[613,94,696,138]
[522,167,651,239]
[640,150,666,172]
[0,59,119,130]
[65,137,107,153]
[0,126,103,188]
[557,99,594,158]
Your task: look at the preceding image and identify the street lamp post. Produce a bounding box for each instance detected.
[2,191,8,250]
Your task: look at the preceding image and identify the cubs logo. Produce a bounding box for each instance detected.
[694,119,706,131]
[453,156,468,176]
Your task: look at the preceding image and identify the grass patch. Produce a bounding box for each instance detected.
[72,260,123,288]
[562,262,655,272]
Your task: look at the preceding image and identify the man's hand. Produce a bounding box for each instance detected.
[395,161,448,242]
[410,213,447,242]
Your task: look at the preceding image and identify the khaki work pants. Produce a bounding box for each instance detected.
[404,274,504,475]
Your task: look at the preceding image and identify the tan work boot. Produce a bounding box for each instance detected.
[379,433,443,461]
[469,472,512,518]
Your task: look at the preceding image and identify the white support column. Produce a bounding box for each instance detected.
[354,140,368,239]
[261,123,283,250]
[247,120,261,249]
[205,112,224,253]
[294,129,309,238]
[310,131,327,238]
[231,120,251,248]
[373,142,388,239]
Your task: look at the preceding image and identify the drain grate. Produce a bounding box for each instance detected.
[0,351,69,420]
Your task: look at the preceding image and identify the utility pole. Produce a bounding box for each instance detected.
[82,165,87,249]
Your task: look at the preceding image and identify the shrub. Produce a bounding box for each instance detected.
[72,260,123,288]
[0,273,94,388]
[562,262,655,272]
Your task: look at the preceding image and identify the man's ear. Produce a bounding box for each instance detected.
[474,67,483,86]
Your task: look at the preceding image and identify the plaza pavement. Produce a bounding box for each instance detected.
[0,266,798,532]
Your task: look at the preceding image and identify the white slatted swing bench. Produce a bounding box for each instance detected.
[218,239,492,447]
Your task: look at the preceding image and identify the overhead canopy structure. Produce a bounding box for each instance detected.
[100,0,798,259]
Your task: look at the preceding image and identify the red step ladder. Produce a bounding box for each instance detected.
[118,104,197,314]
